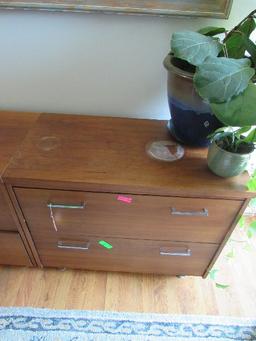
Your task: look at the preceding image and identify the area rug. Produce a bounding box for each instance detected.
[0,307,255,341]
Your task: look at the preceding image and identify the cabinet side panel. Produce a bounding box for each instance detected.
[203,198,250,278]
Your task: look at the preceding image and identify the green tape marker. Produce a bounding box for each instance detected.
[98,240,113,249]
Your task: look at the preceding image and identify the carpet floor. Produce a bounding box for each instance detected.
[0,307,255,341]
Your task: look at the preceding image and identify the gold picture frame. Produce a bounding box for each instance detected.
[0,0,233,18]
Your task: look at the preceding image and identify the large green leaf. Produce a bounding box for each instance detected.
[224,17,256,58]
[171,31,222,66]
[197,26,226,36]
[210,82,256,126]
[194,57,254,103]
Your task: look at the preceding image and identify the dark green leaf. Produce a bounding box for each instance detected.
[216,283,230,289]
[194,57,254,103]
[242,36,256,65]
[198,26,226,36]
[210,83,256,126]
[171,31,222,66]
[238,16,256,36]
[224,17,256,58]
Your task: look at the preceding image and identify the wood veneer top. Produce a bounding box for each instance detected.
[0,111,40,179]
[3,113,254,199]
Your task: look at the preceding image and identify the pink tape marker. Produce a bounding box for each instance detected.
[117,195,133,204]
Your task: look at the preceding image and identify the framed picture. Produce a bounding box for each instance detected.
[0,0,233,18]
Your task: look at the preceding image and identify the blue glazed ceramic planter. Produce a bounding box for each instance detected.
[164,55,221,147]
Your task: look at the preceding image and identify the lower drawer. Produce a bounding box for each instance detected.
[0,232,32,266]
[37,236,218,276]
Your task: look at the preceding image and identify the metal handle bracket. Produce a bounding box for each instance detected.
[57,240,90,250]
[171,207,208,217]
[160,248,191,257]
[47,202,85,209]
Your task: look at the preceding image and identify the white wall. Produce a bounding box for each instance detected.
[0,0,255,119]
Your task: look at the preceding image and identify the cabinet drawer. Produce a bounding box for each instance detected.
[0,185,17,231]
[14,188,242,244]
[35,235,218,276]
[0,231,31,266]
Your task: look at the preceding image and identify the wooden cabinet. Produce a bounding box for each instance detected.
[0,111,39,266]
[0,232,31,266]
[3,113,254,276]
[0,185,17,231]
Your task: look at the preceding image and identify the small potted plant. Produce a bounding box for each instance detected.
[164,10,256,147]
[207,126,255,177]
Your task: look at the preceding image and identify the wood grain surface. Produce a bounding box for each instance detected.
[0,185,17,231]
[0,111,39,178]
[0,232,32,266]
[15,187,242,244]
[35,236,218,276]
[0,111,39,265]
[4,113,253,200]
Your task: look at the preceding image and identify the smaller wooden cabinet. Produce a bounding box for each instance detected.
[0,111,39,266]
[3,113,254,276]
[0,185,17,231]
[0,232,31,266]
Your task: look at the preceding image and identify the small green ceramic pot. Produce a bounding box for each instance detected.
[207,139,254,178]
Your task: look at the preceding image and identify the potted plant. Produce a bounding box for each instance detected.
[207,126,255,177]
[164,10,256,147]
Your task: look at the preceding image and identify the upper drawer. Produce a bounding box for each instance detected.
[14,188,242,243]
[0,184,17,231]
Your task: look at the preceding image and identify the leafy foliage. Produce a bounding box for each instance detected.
[223,16,256,60]
[197,26,226,36]
[208,126,255,153]
[171,31,222,66]
[194,57,254,103]
[210,83,256,126]
[170,10,256,141]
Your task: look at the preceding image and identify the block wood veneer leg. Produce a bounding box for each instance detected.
[5,184,42,267]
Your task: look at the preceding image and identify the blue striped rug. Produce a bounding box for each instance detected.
[0,307,255,341]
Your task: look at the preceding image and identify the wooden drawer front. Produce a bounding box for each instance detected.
[0,231,31,266]
[34,235,218,276]
[0,185,16,231]
[14,188,242,244]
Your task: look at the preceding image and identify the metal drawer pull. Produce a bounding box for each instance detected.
[47,202,85,209]
[57,241,90,250]
[171,208,208,217]
[160,249,191,257]
[47,202,85,232]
